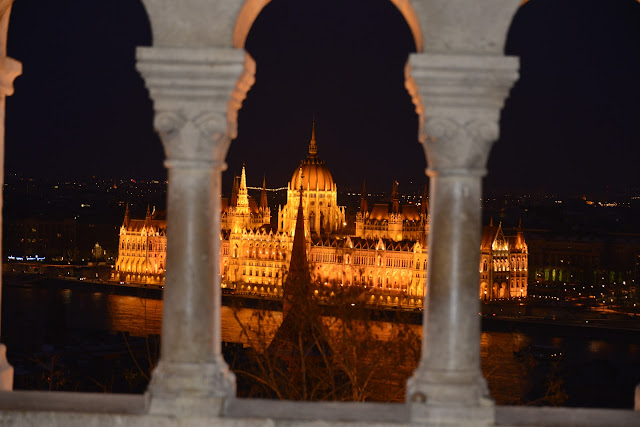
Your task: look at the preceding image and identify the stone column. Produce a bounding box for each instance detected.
[136,47,245,417]
[405,53,518,426]
[0,0,22,390]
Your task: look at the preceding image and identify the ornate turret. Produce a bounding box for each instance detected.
[515,218,526,250]
[123,203,130,227]
[360,179,368,215]
[391,180,400,214]
[235,164,250,218]
[309,118,318,157]
[260,174,268,210]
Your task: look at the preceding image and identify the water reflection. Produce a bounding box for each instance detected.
[2,286,640,406]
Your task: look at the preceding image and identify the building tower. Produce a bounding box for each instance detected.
[278,120,345,236]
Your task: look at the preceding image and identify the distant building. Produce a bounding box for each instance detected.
[114,205,167,284]
[479,220,529,300]
[526,231,639,301]
[4,218,77,262]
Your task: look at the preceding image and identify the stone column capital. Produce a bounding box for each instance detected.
[136,47,245,169]
[406,53,519,176]
[0,56,21,97]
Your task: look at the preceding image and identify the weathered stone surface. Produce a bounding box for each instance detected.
[137,47,243,416]
[409,0,521,54]
[405,52,519,426]
[141,0,243,48]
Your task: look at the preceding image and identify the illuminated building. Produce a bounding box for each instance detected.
[114,205,167,285]
[278,122,345,236]
[115,125,527,303]
[479,219,529,300]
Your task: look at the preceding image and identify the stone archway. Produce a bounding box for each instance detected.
[232,0,423,52]
[134,0,524,421]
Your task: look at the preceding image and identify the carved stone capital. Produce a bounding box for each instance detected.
[407,53,519,175]
[136,47,245,168]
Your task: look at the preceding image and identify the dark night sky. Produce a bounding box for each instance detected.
[5,0,640,195]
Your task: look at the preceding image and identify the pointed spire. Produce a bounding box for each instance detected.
[146,204,151,219]
[260,174,268,209]
[230,175,239,207]
[240,163,247,190]
[391,180,400,214]
[308,117,318,157]
[420,181,429,217]
[124,203,130,226]
[360,179,368,214]
[237,163,249,210]
[283,188,311,318]
[518,217,523,232]
[489,217,494,227]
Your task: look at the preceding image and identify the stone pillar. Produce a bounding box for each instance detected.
[405,53,518,426]
[0,0,22,391]
[136,47,245,417]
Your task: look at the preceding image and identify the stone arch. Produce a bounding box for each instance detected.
[232,0,423,52]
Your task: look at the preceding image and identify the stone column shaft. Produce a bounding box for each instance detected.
[136,46,246,417]
[424,174,482,374]
[0,0,22,391]
[406,52,518,426]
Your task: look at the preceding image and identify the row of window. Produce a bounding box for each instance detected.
[120,240,166,252]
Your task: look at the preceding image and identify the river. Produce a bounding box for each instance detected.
[2,284,639,407]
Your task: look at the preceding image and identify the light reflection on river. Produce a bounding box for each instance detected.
[3,286,640,407]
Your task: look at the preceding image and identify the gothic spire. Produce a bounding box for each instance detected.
[260,174,268,209]
[360,179,368,214]
[420,181,429,218]
[308,117,318,157]
[237,163,249,210]
[230,175,239,207]
[124,203,130,226]
[240,163,247,190]
[391,180,400,214]
[283,188,311,318]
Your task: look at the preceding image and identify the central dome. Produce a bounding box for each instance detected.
[289,122,334,191]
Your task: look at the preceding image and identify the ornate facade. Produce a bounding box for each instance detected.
[114,126,526,305]
[114,205,167,285]
[219,126,427,306]
[479,220,528,300]
[277,122,346,236]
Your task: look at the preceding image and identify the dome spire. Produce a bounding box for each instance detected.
[308,116,317,157]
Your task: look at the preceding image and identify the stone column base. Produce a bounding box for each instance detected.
[0,344,13,391]
[406,369,494,425]
[147,359,235,417]
[408,402,495,427]
[408,368,492,405]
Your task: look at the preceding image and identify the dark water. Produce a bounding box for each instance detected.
[2,284,640,407]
